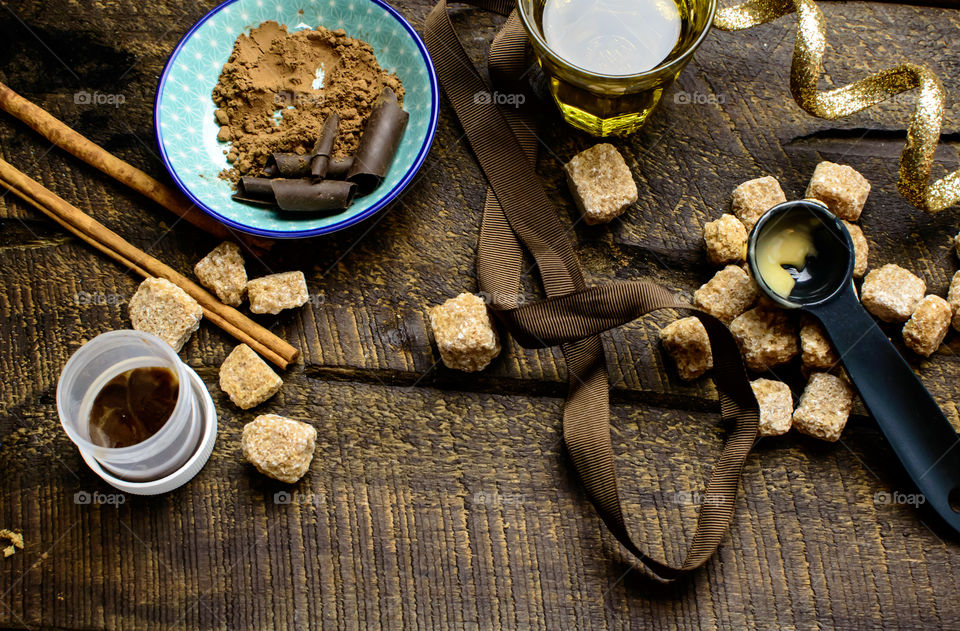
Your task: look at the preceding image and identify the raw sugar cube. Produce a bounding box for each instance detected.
[219,344,283,409]
[947,271,960,331]
[693,265,758,324]
[247,271,309,314]
[729,306,799,373]
[731,176,787,230]
[804,161,870,221]
[842,220,869,278]
[800,318,839,371]
[128,277,203,352]
[903,295,951,357]
[750,378,793,436]
[704,214,748,265]
[194,241,247,307]
[242,414,316,483]
[564,143,638,225]
[428,293,501,372]
[861,264,926,323]
[660,317,713,380]
[792,372,854,442]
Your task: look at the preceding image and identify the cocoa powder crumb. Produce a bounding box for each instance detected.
[212,21,404,184]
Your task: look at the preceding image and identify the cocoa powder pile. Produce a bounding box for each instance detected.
[212,21,404,183]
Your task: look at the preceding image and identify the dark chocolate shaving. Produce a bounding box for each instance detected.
[238,176,276,199]
[346,87,409,196]
[262,153,311,178]
[271,179,357,213]
[309,112,340,180]
[231,194,276,208]
[234,177,278,206]
[326,156,354,179]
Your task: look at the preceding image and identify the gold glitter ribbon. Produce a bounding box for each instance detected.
[714,0,960,212]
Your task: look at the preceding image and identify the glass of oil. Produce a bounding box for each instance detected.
[518,0,716,136]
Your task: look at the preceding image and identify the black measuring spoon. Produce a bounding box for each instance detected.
[748,199,960,533]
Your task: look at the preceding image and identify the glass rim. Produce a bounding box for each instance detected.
[516,0,718,81]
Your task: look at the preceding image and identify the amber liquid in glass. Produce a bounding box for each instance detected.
[527,0,704,136]
[88,367,178,448]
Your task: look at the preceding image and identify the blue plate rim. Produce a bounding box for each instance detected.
[153,0,439,239]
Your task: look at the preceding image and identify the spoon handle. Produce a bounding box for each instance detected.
[809,284,960,533]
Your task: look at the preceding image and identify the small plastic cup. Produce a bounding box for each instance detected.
[57,330,203,482]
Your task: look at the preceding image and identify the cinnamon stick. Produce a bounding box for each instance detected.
[0,158,298,369]
[0,81,272,255]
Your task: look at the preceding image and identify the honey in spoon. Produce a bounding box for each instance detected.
[754,216,820,298]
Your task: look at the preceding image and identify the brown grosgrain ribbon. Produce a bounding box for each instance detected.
[424,1,760,579]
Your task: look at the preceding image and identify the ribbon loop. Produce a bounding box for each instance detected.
[425,0,759,580]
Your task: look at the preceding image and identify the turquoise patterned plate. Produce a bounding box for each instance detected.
[155,0,438,238]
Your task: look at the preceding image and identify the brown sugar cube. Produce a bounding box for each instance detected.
[428,293,501,372]
[242,414,316,483]
[564,143,638,225]
[804,161,871,221]
[800,318,839,371]
[861,264,926,323]
[903,295,951,357]
[660,317,713,380]
[247,271,309,314]
[750,378,793,436]
[219,344,283,409]
[731,176,787,230]
[693,265,759,324]
[194,241,247,307]
[128,277,203,352]
[703,214,748,265]
[841,220,869,278]
[729,306,799,373]
[792,372,854,442]
[947,271,960,332]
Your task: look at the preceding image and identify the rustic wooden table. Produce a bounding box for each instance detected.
[2,0,960,628]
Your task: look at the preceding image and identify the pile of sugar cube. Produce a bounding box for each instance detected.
[422,149,956,446]
[126,241,317,483]
[663,161,960,442]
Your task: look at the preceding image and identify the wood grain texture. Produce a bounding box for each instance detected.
[2,0,960,628]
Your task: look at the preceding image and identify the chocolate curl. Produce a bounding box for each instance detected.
[233,176,278,207]
[271,180,357,213]
[327,156,354,179]
[309,112,340,180]
[262,153,311,178]
[346,87,409,196]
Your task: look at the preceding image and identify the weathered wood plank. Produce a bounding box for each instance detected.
[3,377,960,629]
[2,0,960,628]
[4,1,959,411]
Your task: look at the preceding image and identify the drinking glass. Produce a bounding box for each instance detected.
[517,0,716,136]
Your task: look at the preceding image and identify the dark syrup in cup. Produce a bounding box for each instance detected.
[88,366,179,449]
